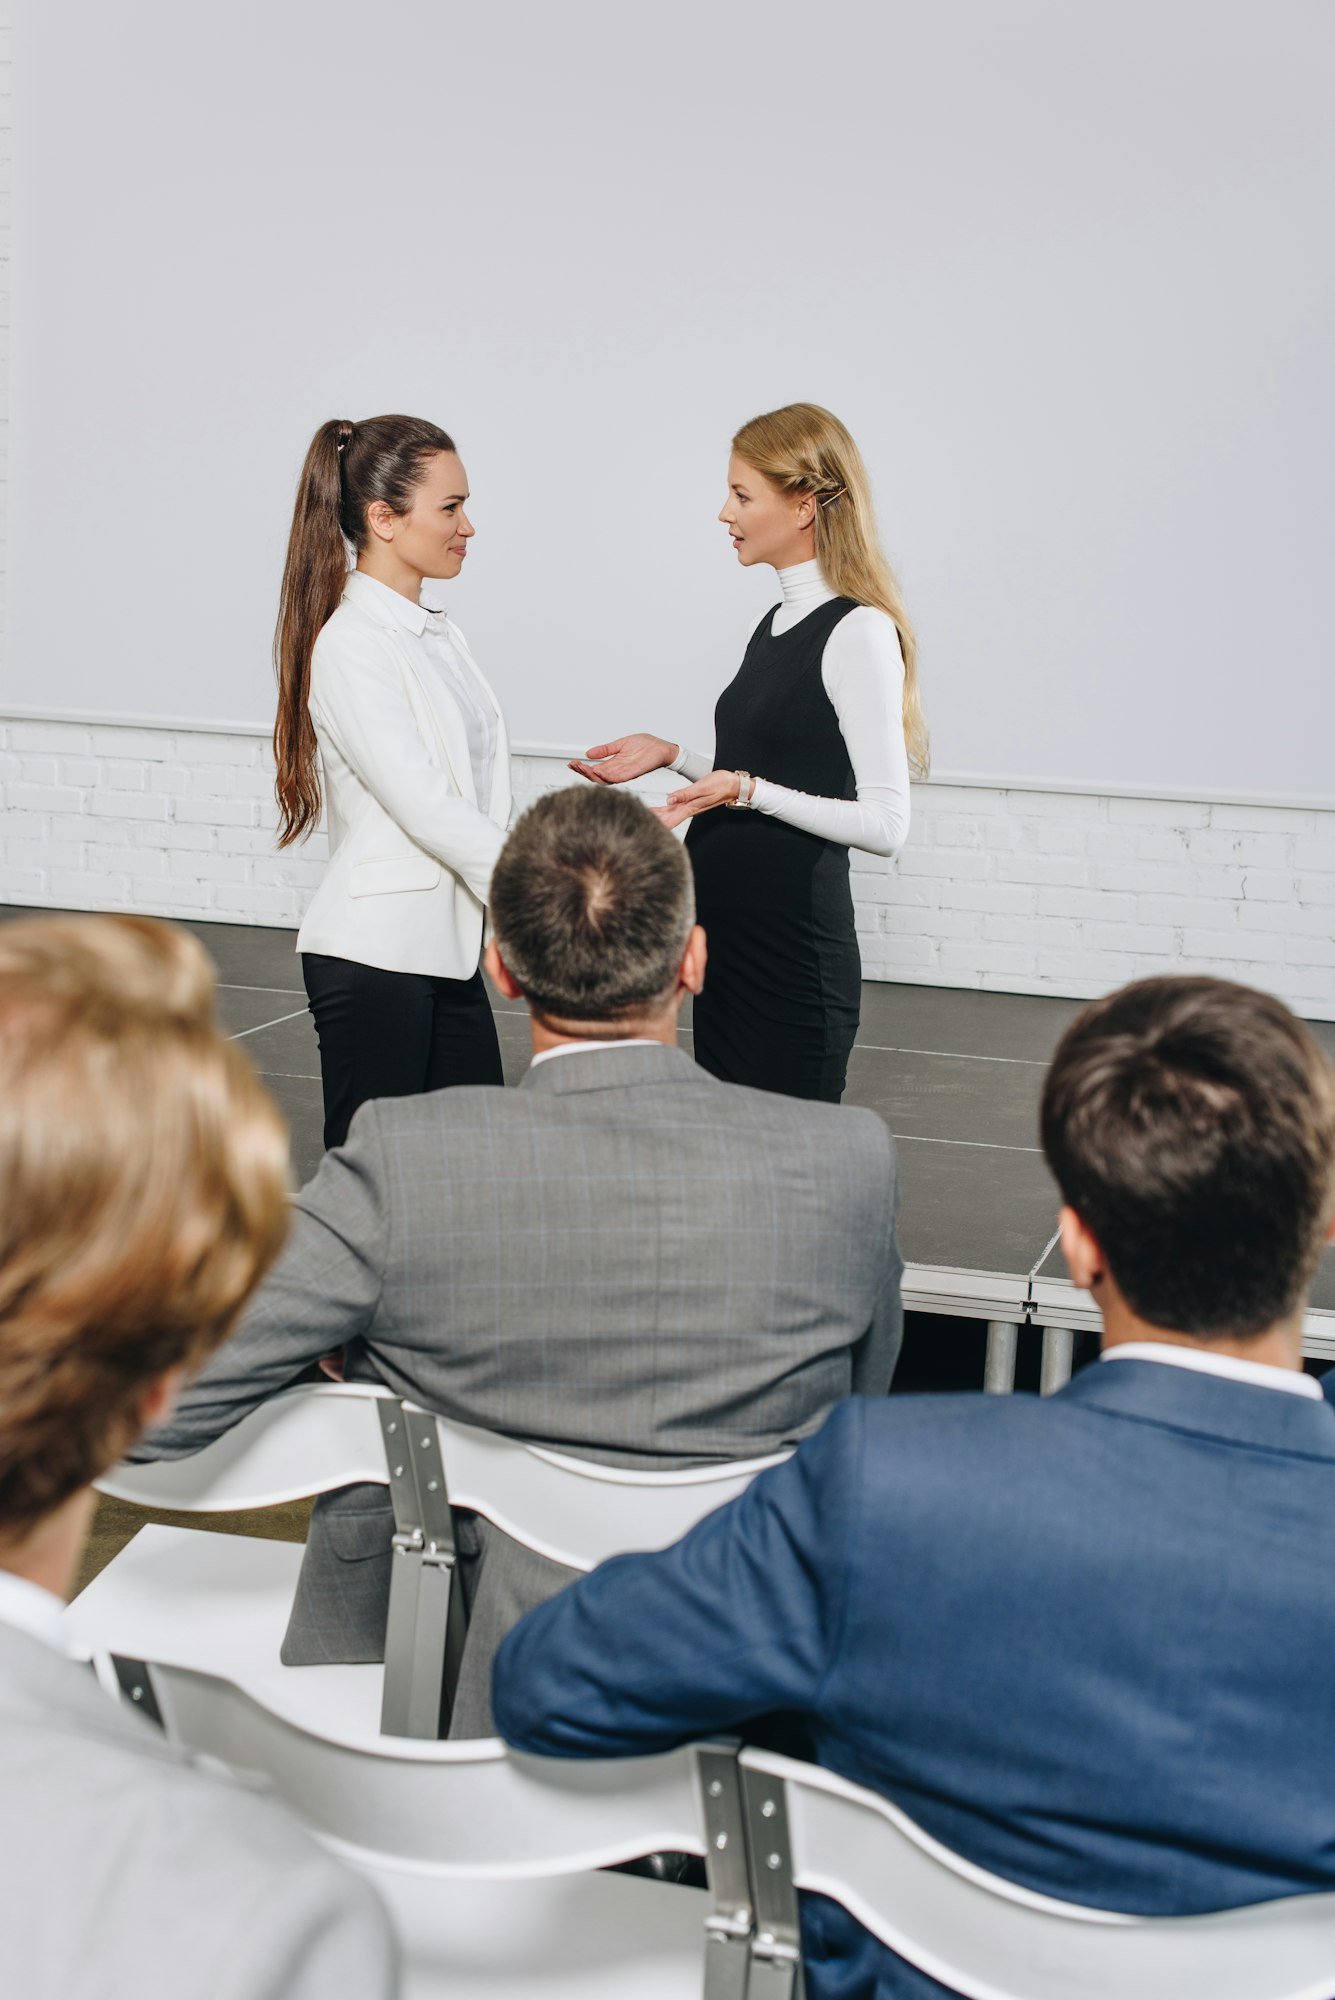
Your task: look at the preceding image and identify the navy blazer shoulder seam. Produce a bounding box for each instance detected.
[1076,1395,1335,1465]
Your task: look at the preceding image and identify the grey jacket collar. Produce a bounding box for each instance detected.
[519,1042,707,1095]
[0,1618,185,1765]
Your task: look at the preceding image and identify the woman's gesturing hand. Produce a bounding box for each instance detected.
[652,770,743,830]
[569,734,678,785]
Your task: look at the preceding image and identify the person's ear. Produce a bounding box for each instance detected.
[795,492,816,531]
[1058,1205,1106,1293]
[484,938,524,1001]
[365,499,397,545]
[138,1365,187,1434]
[679,924,707,997]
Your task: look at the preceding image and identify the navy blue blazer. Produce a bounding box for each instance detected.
[494,1361,1335,2000]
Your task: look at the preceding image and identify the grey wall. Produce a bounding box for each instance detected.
[7,0,1333,798]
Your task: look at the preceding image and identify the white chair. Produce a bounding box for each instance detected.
[733,1746,1335,2000]
[75,1383,788,1741]
[74,1383,401,1741]
[390,1400,789,1739]
[101,1656,757,2000]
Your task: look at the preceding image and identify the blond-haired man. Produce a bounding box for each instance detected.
[0,915,396,2000]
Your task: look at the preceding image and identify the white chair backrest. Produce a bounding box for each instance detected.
[95,1384,398,1511]
[741,1748,1335,2000]
[406,1405,790,1571]
[143,1658,710,1875]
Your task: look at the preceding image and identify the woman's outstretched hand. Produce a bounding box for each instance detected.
[652,770,743,830]
[569,734,677,785]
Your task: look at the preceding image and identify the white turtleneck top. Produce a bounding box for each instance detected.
[670,561,912,857]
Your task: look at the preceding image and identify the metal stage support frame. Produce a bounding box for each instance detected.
[902,1263,1335,1398]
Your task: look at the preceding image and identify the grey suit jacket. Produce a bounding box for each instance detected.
[0,1619,396,2000]
[140,1044,902,1735]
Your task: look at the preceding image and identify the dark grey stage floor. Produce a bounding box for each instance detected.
[6,905,1334,1399]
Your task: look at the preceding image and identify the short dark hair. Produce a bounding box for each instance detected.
[489,787,695,1024]
[1040,976,1335,1338]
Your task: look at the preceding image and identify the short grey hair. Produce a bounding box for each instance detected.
[489,787,695,1023]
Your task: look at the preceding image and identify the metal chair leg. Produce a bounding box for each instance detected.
[406,1549,460,1739]
[402,1406,467,1739]
[698,1745,755,2000]
[380,1529,425,1737]
[378,1398,469,1739]
[740,1764,805,2000]
[378,1399,429,1738]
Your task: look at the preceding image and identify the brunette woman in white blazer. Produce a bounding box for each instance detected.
[273,414,512,1148]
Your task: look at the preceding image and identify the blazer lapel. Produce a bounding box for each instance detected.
[382,627,477,805]
[447,624,512,828]
[340,575,505,819]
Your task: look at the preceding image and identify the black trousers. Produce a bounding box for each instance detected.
[302,954,504,1151]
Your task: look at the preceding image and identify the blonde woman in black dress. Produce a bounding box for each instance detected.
[573,402,927,1104]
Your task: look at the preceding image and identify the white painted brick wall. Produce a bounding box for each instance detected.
[1,720,1332,1018]
[0,719,328,922]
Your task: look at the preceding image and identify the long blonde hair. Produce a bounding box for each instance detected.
[731,402,929,777]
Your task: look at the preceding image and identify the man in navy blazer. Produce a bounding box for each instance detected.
[493,975,1335,2000]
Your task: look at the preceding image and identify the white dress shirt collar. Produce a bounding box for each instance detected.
[0,1570,68,1653]
[343,566,431,636]
[1102,1342,1321,1399]
[529,1039,660,1069]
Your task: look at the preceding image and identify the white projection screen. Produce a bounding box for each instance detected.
[7,0,1334,801]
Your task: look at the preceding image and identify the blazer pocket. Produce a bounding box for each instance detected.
[326,1500,396,1563]
[348,854,442,897]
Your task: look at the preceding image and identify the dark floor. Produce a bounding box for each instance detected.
[9,901,1335,1313]
[21,904,1326,1302]
[5,904,1332,1579]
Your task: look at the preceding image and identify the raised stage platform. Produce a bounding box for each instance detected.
[5,906,1332,1389]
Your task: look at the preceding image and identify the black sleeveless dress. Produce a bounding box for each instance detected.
[686,597,862,1103]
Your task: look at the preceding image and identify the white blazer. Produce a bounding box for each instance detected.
[296,571,513,980]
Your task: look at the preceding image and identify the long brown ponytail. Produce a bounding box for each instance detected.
[273,413,457,845]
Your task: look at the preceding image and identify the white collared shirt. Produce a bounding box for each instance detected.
[529,1038,660,1069]
[347,571,496,812]
[1101,1342,1322,1400]
[0,1570,68,1653]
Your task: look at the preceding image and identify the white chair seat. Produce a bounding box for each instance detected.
[67,1526,385,1743]
[365,1868,707,2000]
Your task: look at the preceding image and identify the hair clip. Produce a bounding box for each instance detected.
[818,485,847,507]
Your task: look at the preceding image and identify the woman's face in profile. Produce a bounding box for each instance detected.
[718,453,810,570]
[395,450,475,583]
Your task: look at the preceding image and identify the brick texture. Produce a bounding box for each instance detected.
[0,722,1331,1019]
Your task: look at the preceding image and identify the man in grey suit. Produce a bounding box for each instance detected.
[0,914,395,2000]
[140,786,903,1735]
